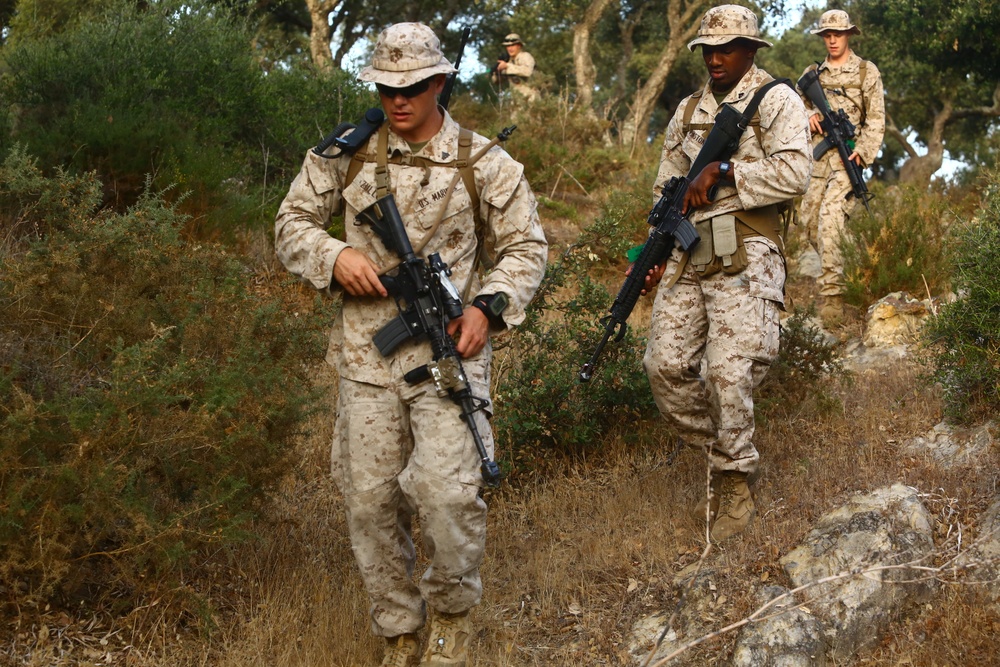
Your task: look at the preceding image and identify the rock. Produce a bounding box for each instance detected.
[792,246,822,280]
[903,421,995,468]
[628,569,722,665]
[839,338,910,373]
[955,496,1000,606]
[863,292,935,348]
[779,484,937,662]
[731,586,827,667]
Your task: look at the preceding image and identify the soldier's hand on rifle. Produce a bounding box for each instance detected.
[685,161,726,210]
[447,307,490,358]
[626,261,667,296]
[808,113,824,134]
[848,151,861,165]
[333,248,389,298]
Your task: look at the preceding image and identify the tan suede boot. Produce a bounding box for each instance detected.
[692,480,720,528]
[382,633,421,667]
[420,610,471,666]
[710,471,755,541]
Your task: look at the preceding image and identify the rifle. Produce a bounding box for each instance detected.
[579,81,791,383]
[797,67,874,215]
[357,194,503,488]
[438,26,471,111]
[314,27,469,158]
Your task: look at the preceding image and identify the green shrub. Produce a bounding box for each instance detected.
[492,196,657,472]
[841,182,956,308]
[449,92,645,198]
[923,177,1000,423]
[756,309,846,420]
[0,0,373,233]
[0,147,331,609]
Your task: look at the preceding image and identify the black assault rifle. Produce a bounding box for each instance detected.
[579,81,790,383]
[357,194,503,487]
[797,68,874,215]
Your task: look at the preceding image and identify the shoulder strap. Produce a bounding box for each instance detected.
[343,124,492,273]
[681,91,705,134]
[858,60,868,124]
[741,77,791,145]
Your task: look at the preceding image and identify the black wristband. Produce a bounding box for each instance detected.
[719,161,732,181]
[473,293,509,327]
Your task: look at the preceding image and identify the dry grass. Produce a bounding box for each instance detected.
[3,243,999,667]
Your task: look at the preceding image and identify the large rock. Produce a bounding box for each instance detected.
[731,586,827,667]
[779,484,937,662]
[862,292,935,348]
[955,496,1000,606]
[903,421,995,468]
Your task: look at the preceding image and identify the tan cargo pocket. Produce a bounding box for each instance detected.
[712,214,748,275]
[690,219,714,273]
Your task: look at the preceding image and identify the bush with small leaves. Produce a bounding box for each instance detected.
[923,176,1000,424]
[0,148,332,610]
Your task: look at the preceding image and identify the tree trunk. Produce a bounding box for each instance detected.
[306,0,335,72]
[572,0,616,111]
[620,0,708,152]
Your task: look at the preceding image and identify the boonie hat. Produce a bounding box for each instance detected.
[811,10,861,36]
[501,33,523,46]
[357,23,458,88]
[687,4,772,51]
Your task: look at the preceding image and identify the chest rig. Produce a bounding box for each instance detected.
[344,123,492,279]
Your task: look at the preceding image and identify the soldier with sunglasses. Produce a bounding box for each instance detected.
[275,22,547,667]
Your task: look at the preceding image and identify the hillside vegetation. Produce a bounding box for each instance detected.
[1,2,998,665]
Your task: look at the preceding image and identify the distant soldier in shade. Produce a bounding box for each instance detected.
[798,9,885,325]
[493,33,538,102]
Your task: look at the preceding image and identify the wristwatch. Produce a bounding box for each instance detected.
[719,161,732,181]
[473,292,509,327]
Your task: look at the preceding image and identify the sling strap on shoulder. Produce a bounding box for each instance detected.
[682,77,792,144]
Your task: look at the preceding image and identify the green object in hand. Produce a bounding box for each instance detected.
[627,243,646,263]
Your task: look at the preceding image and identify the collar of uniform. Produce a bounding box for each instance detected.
[823,50,860,73]
[385,109,463,162]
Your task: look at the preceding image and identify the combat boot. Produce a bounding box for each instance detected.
[381,633,420,667]
[710,471,755,541]
[420,610,471,666]
[692,482,720,528]
[820,295,845,328]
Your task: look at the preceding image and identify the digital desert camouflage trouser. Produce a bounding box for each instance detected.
[331,359,493,638]
[799,155,855,297]
[643,237,784,477]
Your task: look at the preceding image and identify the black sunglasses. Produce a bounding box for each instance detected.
[376,78,435,99]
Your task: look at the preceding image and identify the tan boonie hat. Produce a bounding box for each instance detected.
[687,4,772,51]
[811,9,861,35]
[501,33,523,46]
[357,23,457,88]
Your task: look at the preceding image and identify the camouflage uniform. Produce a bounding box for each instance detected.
[643,43,811,476]
[274,28,547,639]
[798,13,885,298]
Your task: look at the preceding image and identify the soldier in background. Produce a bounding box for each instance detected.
[493,33,538,102]
[640,5,811,541]
[798,9,885,326]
